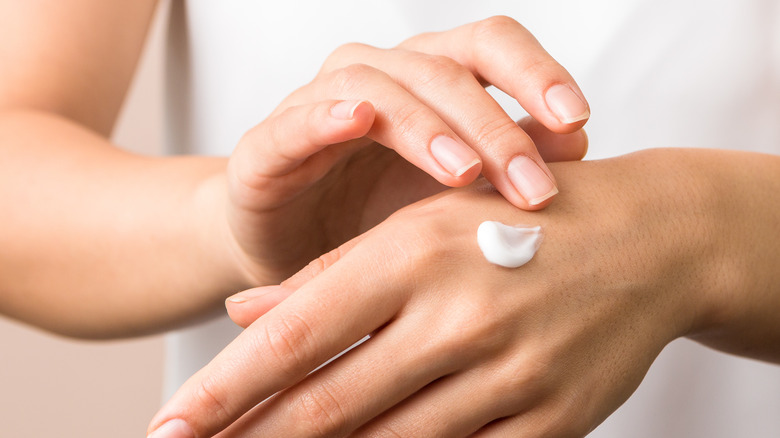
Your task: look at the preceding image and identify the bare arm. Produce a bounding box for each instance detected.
[0,12,592,340]
[0,0,244,338]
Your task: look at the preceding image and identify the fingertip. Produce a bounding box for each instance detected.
[225,286,292,328]
[350,100,376,124]
[327,100,375,141]
[429,135,483,186]
[506,154,558,209]
[518,116,588,162]
[527,185,559,208]
[147,418,194,438]
[330,99,375,124]
[504,185,558,210]
[330,99,364,119]
[544,83,590,129]
[225,300,255,328]
[441,158,482,188]
[576,128,588,160]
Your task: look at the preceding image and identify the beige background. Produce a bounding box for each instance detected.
[0,3,169,437]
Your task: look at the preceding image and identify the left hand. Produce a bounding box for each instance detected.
[217,16,590,286]
[149,149,780,437]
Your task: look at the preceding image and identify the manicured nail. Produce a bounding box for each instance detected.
[226,295,248,303]
[507,155,558,205]
[147,419,194,438]
[545,84,589,124]
[226,285,285,304]
[430,135,481,177]
[330,100,365,120]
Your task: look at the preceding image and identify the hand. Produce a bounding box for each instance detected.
[151,149,780,437]
[215,16,589,286]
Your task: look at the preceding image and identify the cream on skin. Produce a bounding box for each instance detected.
[477,221,543,268]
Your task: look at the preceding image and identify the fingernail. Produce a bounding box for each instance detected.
[507,155,558,205]
[430,135,481,177]
[226,285,285,304]
[226,295,248,303]
[330,100,364,120]
[545,84,589,124]
[147,419,194,438]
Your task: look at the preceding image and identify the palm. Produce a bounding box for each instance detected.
[231,143,445,284]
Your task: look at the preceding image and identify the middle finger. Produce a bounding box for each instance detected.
[321,44,559,209]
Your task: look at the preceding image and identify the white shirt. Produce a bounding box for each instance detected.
[163,1,780,436]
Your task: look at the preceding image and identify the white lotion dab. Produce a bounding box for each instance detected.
[477,221,543,268]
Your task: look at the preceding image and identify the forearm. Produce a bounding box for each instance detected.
[0,110,250,338]
[686,148,780,362]
[542,148,780,363]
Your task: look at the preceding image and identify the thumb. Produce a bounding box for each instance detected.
[228,99,375,209]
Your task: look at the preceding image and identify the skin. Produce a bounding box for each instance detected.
[151,149,780,437]
[0,2,586,338]
[4,2,777,437]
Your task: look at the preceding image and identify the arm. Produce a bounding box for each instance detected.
[150,148,780,437]
[0,13,589,338]
[0,0,245,339]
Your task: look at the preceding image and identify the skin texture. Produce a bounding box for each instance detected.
[218,16,591,287]
[0,4,587,337]
[2,3,778,437]
[150,149,780,437]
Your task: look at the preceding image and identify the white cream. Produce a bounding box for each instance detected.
[477,221,543,268]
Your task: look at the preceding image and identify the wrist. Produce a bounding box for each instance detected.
[554,150,726,343]
[683,150,780,360]
[191,171,259,294]
[657,149,733,338]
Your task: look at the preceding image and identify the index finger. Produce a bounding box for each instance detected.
[147,239,408,438]
[400,15,590,133]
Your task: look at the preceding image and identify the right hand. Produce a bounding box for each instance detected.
[217,16,590,286]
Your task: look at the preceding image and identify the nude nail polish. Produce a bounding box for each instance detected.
[507,155,558,205]
[147,419,194,438]
[330,100,364,120]
[430,135,481,177]
[545,84,589,124]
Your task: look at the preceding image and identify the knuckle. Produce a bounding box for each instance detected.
[473,15,522,39]
[413,53,470,87]
[490,352,550,401]
[298,256,329,282]
[397,30,434,50]
[261,313,316,379]
[385,102,430,137]
[333,42,370,58]
[436,298,509,358]
[401,221,449,265]
[229,109,308,190]
[192,374,234,428]
[226,157,274,209]
[329,63,384,95]
[317,245,346,271]
[388,204,465,264]
[471,116,524,152]
[295,380,350,436]
[283,245,346,288]
[323,42,371,70]
[360,215,445,293]
[518,57,565,81]
[266,110,300,157]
